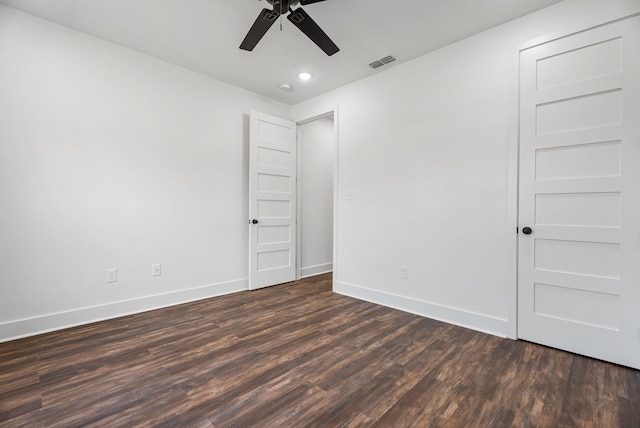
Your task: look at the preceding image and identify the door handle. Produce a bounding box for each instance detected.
[251,219,259,224]
[522,227,532,235]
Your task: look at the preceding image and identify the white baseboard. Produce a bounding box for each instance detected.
[0,278,248,343]
[300,263,333,278]
[334,280,508,338]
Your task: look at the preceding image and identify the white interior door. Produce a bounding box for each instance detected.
[518,16,640,369]
[249,111,297,290]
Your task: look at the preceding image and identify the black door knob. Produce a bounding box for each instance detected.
[522,227,532,235]
[252,219,259,224]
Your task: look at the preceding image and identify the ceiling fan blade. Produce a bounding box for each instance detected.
[239,8,278,51]
[287,8,339,56]
[299,0,328,5]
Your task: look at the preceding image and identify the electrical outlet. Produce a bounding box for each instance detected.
[106,268,118,283]
[152,264,162,277]
[400,266,409,279]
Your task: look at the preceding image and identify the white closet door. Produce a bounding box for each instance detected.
[518,16,640,369]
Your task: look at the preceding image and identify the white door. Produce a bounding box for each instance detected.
[518,16,640,369]
[249,111,297,290]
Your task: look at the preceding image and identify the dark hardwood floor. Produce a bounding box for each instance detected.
[1,273,638,427]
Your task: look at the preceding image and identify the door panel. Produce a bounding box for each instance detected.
[249,111,297,290]
[518,16,640,369]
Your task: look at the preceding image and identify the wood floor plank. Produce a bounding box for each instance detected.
[207,380,311,427]
[0,366,39,397]
[1,273,638,427]
[265,386,335,426]
[373,373,451,426]
[0,395,42,424]
[307,362,405,426]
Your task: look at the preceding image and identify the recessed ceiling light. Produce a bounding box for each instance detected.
[280,83,292,92]
[298,72,312,81]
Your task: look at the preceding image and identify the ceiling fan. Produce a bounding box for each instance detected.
[239,0,339,56]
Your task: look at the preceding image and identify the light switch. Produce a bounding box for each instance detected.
[346,189,356,201]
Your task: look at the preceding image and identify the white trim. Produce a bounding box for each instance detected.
[519,11,640,53]
[335,281,508,338]
[506,43,521,340]
[300,263,333,278]
[332,105,339,291]
[296,122,304,280]
[0,278,247,343]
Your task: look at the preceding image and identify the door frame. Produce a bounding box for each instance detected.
[293,105,339,289]
[508,10,640,340]
[295,111,337,280]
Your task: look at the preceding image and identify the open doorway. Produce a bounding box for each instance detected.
[296,113,335,279]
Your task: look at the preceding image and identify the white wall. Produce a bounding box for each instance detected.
[298,117,334,278]
[293,0,640,336]
[3,1,640,343]
[0,5,291,341]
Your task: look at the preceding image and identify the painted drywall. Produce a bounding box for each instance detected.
[3,0,639,343]
[0,5,291,341]
[293,0,640,336]
[298,117,334,278]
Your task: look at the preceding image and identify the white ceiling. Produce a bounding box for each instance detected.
[0,0,563,104]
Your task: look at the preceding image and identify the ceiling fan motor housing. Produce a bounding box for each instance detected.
[266,0,300,15]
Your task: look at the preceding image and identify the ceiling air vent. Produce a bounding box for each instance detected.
[369,55,397,69]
